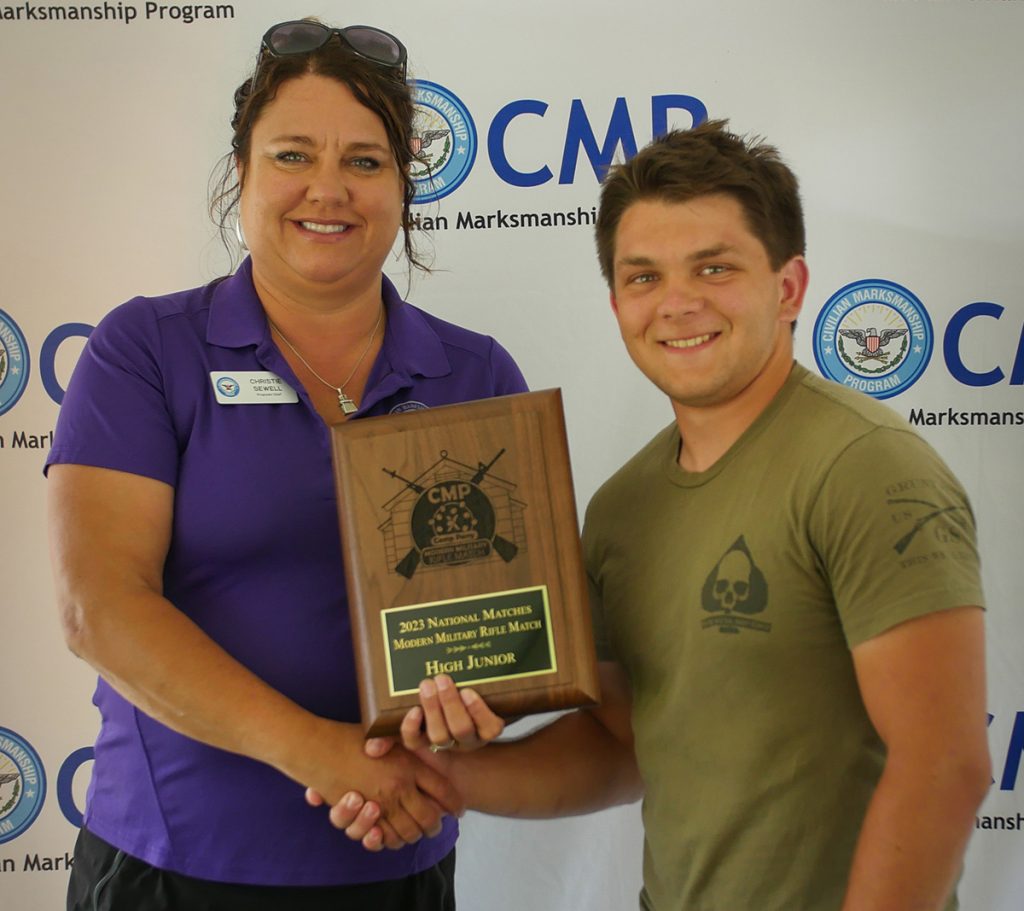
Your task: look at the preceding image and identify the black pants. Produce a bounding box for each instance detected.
[68,827,456,911]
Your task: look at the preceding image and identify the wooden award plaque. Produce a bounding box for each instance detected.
[331,389,599,736]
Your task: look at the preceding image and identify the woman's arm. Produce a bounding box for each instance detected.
[48,463,463,844]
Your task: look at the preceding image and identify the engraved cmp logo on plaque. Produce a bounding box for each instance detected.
[376,448,556,695]
[379,448,526,578]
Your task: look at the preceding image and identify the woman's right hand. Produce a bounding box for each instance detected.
[299,719,464,850]
[306,786,389,850]
[307,677,503,850]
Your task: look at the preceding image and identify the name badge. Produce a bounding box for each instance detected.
[210,371,299,405]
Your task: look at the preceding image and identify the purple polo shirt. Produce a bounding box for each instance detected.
[46,259,527,886]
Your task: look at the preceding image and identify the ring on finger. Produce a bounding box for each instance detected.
[429,738,458,753]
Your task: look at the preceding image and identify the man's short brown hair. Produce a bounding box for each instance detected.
[595,120,805,286]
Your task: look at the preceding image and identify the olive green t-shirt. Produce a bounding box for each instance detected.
[583,363,982,911]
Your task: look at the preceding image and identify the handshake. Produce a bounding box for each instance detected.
[303,675,505,851]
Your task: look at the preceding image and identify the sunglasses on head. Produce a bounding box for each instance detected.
[249,20,408,91]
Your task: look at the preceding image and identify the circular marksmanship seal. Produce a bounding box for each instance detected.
[0,309,31,417]
[813,279,933,400]
[215,376,240,398]
[410,80,477,204]
[0,728,47,845]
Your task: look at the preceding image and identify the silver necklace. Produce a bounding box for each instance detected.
[269,307,383,415]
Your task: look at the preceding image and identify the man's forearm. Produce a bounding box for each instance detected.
[446,707,643,818]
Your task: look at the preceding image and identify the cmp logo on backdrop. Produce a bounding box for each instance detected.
[0,728,46,844]
[0,309,30,417]
[408,81,707,205]
[411,81,477,204]
[813,279,933,400]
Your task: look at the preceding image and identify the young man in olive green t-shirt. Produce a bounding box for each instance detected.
[325,122,990,911]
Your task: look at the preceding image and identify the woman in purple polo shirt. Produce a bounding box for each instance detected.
[46,19,526,911]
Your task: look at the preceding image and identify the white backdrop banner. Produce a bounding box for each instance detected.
[1,1,1021,908]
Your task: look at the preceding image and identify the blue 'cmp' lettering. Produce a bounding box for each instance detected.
[40,323,92,405]
[651,95,706,139]
[944,302,1024,387]
[989,713,1024,791]
[487,99,550,188]
[57,747,93,828]
[559,97,638,184]
[487,94,708,188]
